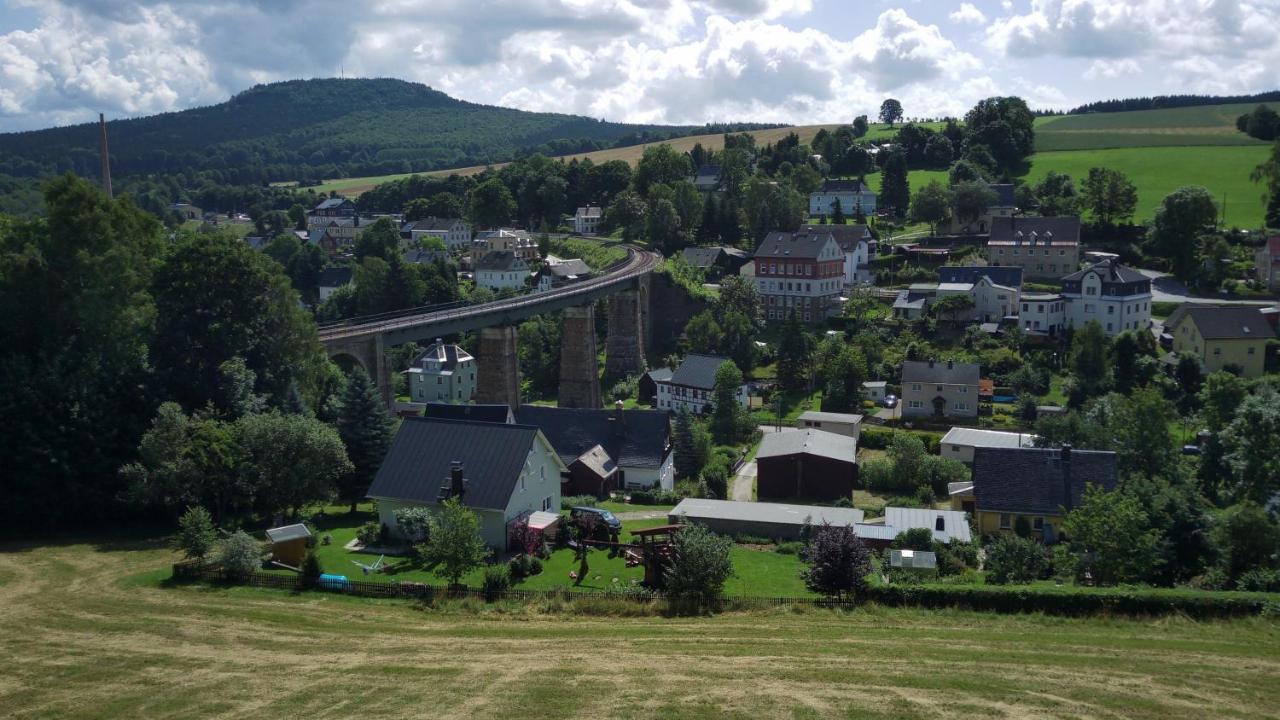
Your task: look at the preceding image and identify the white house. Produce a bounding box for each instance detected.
[940,427,1039,464]
[802,224,874,286]
[808,180,877,217]
[1060,259,1153,336]
[573,206,603,235]
[1019,292,1067,337]
[861,380,887,403]
[656,353,750,414]
[400,217,471,250]
[405,341,477,404]
[475,250,530,291]
[367,417,566,550]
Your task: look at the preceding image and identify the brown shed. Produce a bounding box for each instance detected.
[755,429,858,502]
[563,444,619,500]
[265,523,312,568]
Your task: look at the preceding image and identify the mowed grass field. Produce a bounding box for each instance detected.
[2,538,1280,719]
[1033,103,1271,151]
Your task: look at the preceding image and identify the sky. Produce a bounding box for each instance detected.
[1,0,1279,133]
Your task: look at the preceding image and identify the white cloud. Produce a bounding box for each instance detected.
[949,3,987,24]
[1083,58,1141,80]
[850,9,981,91]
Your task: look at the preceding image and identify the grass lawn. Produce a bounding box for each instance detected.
[1033,102,1269,151]
[4,538,1279,719]
[597,500,675,515]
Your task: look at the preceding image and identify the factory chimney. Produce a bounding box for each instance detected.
[99,113,113,199]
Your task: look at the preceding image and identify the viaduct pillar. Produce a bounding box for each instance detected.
[605,286,646,380]
[475,325,521,408]
[325,334,393,411]
[558,304,601,408]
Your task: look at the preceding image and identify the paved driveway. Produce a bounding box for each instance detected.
[1137,268,1274,306]
[730,461,756,501]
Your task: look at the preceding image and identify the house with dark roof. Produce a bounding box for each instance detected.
[400,217,471,250]
[515,403,674,491]
[986,216,1082,279]
[1060,258,1152,336]
[756,428,858,501]
[656,353,749,414]
[318,266,353,301]
[564,444,619,499]
[475,250,530,291]
[310,196,356,218]
[944,183,1018,234]
[367,417,566,549]
[639,367,674,405]
[534,258,592,292]
[690,164,722,193]
[751,230,844,323]
[1165,305,1276,377]
[933,265,1021,323]
[953,445,1118,540]
[405,341,477,404]
[802,224,874,285]
[901,359,981,419]
[422,402,514,424]
[808,179,877,218]
[572,206,603,235]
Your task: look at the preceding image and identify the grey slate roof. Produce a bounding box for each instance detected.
[405,249,450,265]
[753,230,838,260]
[819,179,871,193]
[645,367,674,383]
[547,259,591,277]
[318,266,353,288]
[669,353,733,390]
[756,428,857,463]
[971,446,1118,515]
[989,216,1082,245]
[367,417,546,511]
[476,250,526,272]
[801,224,871,251]
[265,523,311,542]
[1062,258,1148,284]
[902,359,980,386]
[990,183,1017,207]
[682,246,727,268]
[937,265,1023,289]
[422,403,513,423]
[413,342,472,371]
[514,405,671,469]
[314,197,352,211]
[1164,305,1275,340]
[402,217,461,232]
[571,444,617,478]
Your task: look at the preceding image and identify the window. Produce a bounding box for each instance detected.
[935,516,945,532]
[1033,517,1044,531]
[1106,323,1113,332]
[1108,305,1114,315]
[541,496,552,512]
[1248,347,1256,355]
[908,400,923,409]
[911,383,921,391]
[1085,304,1096,313]
[1086,286,1097,296]
[1213,347,1222,356]
[520,475,526,492]
[1000,513,1011,529]
[959,386,967,394]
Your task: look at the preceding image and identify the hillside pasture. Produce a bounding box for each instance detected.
[2,539,1279,719]
[1021,145,1272,228]
[1034,103,1270,151]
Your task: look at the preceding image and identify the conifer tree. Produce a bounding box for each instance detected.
[335,367,393,512]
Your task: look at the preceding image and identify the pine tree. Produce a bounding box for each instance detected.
[673,407,701,480]
[830,197,846,225]
[776,311,814,391]
[335,367,393,512]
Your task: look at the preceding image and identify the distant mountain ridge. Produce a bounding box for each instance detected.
[0,78,780,186]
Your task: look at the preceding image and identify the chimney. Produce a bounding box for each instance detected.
[928,359,935,368]
[947,360,954,370]
[1060,444,1073,512]
[439,460,467,501]
[614,399,626,431]
[98,113,113,199]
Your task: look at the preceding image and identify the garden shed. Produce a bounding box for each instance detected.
[265,523,311,567]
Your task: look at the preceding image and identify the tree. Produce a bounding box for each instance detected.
[1174,352,1203,409]
[1149,186,1218,281]
[604,189,647,242]
[468,178,516,229]
[947,159,986,186]
[634,144,693,196]
[175,506,217,560]
[909,181,951,235]
[984,535,1048,584]
[879,99,904,126]
[665,523,734,612]
[963,96,1036,173]
[1220,385,1280,504]
[929,294,975,326]
[1110,331,1142,394]
[354,216,402,261]
[802,523,872,599]
[743,177,804,243]
[776,311,814,390]
[719,311,759,374]
[1062,485,1163,585]
[1110,387,1177,480]
[335,367,393,512]
[715,276,764,330]
[236,411,352,517]
[820,345,866,413]
[673,407,708,479]
[1212,502,1280,583]
[1032,171,1081,216]
[1082,167,1138,227]
[419,498,490,586]
[951,180,998,226]
[830,197,846,225]
[684,310,723,355]
[1069,321,1110,399]
[887,433,927,493]
[301,549,323,581]
[217,530,262,580]
[152,233,324,412]
[710,361,746,444]
[1250,138,1280,228]
[879,149,910,217]
[646,198,684,254]
[851,115,869,137]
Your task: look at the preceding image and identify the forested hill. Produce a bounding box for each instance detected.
[0,78,777,186]
[1066,90,1280,115]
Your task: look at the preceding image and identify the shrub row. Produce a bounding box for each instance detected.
[860,427,941,453]
[860,585,1269,619]
[627,488,682,506]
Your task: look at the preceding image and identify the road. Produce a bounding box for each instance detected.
[1137,269,1276,306]
[729,425,798,502]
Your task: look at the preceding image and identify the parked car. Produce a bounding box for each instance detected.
[1180,444,1202,456]
[569,506,622,534]
[881,394,898,409]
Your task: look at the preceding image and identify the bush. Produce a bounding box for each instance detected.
[393,506,433,544]
[217,531,262,580]
[301,549,322,581]
[802,523,872,599]
[528,557,543,576]
[174,506,216,560]
[627,488,681,505]
[665,523,734,613]
[508,554,532,580]
[356,521,381,546]
[890,528,934,551]
[1237,568,1280,592]
[775,541,804,555]
[859,585,1267,618]
[482,564,511,596]
[1013,515,1032,538]
[561,495,598,510]
[985,535,1050,585]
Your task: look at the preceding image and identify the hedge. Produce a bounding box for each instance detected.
[861,427,941,453]
[860,585,1271,619]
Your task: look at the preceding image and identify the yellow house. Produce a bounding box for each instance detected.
[956,445,1118,540]
[1165,305,1276,378]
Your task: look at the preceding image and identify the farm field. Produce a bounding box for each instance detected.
[1021,145,1272,228]
[1033,103,1270,151]
[2,538,1279,719]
